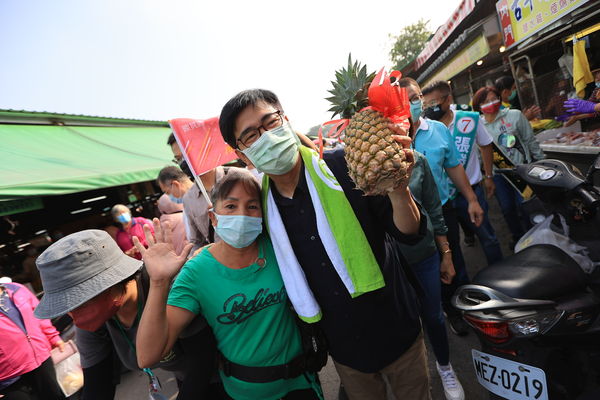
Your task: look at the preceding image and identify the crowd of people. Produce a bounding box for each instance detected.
[6,74,585,400]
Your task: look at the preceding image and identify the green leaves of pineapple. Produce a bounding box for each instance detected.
[326,54,376,119]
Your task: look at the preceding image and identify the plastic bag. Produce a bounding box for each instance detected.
[515,214,596,273]
[51,340,84,397]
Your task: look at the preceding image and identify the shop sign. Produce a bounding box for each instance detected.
[415,0,476,69]
[0,197,43,217]
[496,0,590,48]
[424,35,490,88]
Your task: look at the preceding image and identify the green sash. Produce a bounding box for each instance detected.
[262,146,385,322]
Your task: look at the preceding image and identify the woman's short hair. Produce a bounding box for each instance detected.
[472,86,501,112]
[210,168,261,206]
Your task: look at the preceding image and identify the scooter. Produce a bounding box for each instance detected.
[453,154,600,400]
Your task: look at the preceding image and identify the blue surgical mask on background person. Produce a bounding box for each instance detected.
[595,82,600,88]
[212,213,263,248]
[169,194,183,204]
[508,89,518,101]
[242,122,299,175]
[117,213,131,224]
[410,99,423,122]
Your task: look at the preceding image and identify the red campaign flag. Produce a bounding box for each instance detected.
[169,117,238,176]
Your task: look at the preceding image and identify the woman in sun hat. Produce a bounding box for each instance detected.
[34,229,219,400]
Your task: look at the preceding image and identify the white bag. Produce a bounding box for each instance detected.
[51,340,84,397]
[515,214,597,273]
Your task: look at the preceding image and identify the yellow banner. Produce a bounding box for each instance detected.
[498,0,589,47]
[424,35,490,87]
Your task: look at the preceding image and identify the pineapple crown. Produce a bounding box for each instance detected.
[326,55,376,119]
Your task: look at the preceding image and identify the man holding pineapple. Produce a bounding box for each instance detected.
[219,89,430,399]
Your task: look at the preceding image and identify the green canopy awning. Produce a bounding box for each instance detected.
[1,124,173,200]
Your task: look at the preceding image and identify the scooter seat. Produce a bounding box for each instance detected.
[472,244,588,300]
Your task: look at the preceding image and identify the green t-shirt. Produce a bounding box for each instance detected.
[167,235,313,400]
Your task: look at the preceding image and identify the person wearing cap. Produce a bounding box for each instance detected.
[0,281,65,399]
[34,230,219,400]
[111,204,155,260]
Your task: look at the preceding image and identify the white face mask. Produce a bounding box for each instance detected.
[242,123,300,175]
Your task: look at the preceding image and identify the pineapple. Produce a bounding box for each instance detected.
[327,55,410,196]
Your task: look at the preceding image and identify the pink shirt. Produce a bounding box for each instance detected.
[116,217,155,260]
[0,283,61,381]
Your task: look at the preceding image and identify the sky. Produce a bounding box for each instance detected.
[0,0,460,133]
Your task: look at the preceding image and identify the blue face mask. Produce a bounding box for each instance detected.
[117,213,131,224]
[213,213,263,248]
[595,82,600,88]
[410,99,423,122]
[169,194,183,204]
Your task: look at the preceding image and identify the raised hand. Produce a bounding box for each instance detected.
[132,218,193,283]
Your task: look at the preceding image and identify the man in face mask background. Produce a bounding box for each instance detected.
[111,204,154,260]
[420,80,503,266]
[398,78,485,337]
[157,166,227,255]
[494,75,541,121]
[219,88,430,399]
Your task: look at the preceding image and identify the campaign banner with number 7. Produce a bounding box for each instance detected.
[446,111,478,200]
[169,117,238,177]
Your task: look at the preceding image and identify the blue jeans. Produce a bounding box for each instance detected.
[411,252,450,366]
[453,183,503,265]
[441,203,468,315]
[493,175,530,243]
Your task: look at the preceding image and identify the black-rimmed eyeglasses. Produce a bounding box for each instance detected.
[237,110,283,148]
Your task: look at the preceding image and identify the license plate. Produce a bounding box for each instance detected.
[472,350,548,400]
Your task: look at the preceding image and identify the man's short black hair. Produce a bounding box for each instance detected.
[494,76,515,92]
[422,80,451,97]
[167,133,177,146]
[219,89,282,148]
[157,166,188,185]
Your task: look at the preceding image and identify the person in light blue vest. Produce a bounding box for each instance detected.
[421,80,503,267]
[398,78,484,348]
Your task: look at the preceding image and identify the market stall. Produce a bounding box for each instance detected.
[496,0,600,170]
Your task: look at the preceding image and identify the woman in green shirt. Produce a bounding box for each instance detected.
[134,168,321,400]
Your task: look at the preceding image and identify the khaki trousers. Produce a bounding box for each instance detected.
[333,333,430,400]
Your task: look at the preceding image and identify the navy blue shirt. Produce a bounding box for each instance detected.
[270,148,426,372]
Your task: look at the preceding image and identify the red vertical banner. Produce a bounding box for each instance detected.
[496,0,515,48]
[169,117,238,176]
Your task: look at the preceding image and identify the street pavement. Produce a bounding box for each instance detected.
[116,195,515,399]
